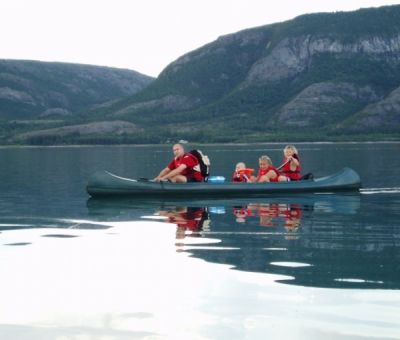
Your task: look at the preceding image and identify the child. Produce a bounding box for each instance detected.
[232,162,254,182]
[251,155,280,182]
[278,145,301,181]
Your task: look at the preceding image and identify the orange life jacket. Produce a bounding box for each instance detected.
[232,168,254,182]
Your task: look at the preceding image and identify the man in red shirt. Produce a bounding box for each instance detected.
[154,144,204,183]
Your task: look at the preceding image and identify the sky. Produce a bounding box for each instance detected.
[1,0,399,77]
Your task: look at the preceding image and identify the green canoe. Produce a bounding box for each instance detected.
[86,167,361,197]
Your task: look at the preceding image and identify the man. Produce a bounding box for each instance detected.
[154,144,204,183]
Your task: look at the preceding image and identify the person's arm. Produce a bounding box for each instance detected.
[267,169,278,181]
[250,169,260,183]
[159,164,187,180]
[154,167,171,181]
[289,156,300,170]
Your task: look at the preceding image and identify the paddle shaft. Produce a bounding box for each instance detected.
[277,158,291,171]
[277,154,299,171]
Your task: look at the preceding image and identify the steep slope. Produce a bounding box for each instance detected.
[0,60,154,120]
[77,5,400,143]
[338,86,400,132]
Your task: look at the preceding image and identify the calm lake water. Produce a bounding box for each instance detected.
[0,142,399,339]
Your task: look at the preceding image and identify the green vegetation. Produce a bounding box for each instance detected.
[1,5,400,144]
[0,60,154,119]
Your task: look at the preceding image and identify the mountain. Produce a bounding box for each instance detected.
[0,60,153,120]
[3,5,400,144]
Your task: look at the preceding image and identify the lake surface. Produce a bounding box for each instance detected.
[0,143,399,339]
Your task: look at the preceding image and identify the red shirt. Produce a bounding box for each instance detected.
[168,153,203,182]
[169,208,206,231]
[281,157,301,181]
[256,166,279,182]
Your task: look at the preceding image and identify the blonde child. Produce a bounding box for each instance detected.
[277,145,301,181]
[232,162,253,182]
[250,155,280,182]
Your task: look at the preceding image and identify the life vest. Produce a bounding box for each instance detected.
[281,157,301,181]
[169,153,203,181]
[232,168,254,182]
[257,166,279,182]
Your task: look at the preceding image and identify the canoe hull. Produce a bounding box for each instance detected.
[86,167,361,197]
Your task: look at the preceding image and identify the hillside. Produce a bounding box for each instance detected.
[0,60,153,141]
[3,5,400,144]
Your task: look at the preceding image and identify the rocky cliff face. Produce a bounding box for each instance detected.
[244,35,400,85]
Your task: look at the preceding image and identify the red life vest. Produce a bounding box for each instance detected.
[281,157,301,181]
[257,166,279,182]
[168,153,203,181]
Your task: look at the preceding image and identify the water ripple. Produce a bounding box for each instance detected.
[360,187,400,194]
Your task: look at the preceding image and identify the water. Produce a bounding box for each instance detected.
[0,143,399,339]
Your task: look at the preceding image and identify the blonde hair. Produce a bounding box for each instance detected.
[259,155,272,166]
[235,162,246,170]
[284,145,298,155]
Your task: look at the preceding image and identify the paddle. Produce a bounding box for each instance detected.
[138,177,155,182]
[277,158,291,171]
[277,154,299,171]
[139,177,171,183]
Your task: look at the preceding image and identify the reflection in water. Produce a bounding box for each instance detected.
[85,193,400,290]
[0,219,111,248]
[0,218,111,232]
[41,234,80,238]
[234,202,303,235]
[4,242,31,246]
[157,206,210,239]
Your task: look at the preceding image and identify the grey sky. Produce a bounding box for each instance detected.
[1,0,399,76]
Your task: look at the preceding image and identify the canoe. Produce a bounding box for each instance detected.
[87,193,361,217]
[86,167,361,197]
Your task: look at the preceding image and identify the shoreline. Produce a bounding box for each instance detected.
[1,140,399,149]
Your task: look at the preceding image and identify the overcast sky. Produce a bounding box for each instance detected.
[1,0,399,77]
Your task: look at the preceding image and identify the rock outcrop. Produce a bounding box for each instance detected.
[245,35,400,85]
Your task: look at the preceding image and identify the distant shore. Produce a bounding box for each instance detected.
[1,140,399,149]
